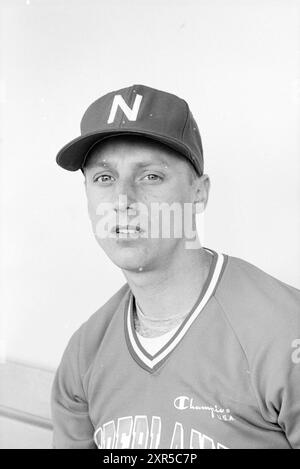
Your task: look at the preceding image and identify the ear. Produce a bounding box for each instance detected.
[193,174,210,214]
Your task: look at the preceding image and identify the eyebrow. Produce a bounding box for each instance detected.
[89,160,169,170]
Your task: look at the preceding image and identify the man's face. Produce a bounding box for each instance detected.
[84,136,209,273]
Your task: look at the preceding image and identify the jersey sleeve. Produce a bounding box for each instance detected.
[250,305,300,449]
[51,326,96,449]
[277,339,300,448]
[215,256,300,448]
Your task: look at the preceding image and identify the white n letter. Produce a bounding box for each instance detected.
[107,94,143,124]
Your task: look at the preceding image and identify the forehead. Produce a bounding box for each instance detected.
[83,136,186,170]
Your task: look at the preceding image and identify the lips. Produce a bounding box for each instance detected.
[115,225,142,235]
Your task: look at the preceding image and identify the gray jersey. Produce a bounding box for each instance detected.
[51,249,300,449]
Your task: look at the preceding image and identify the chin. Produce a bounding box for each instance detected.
[113,257,148,273]
[96,238,171,272]
[105,245,150,272]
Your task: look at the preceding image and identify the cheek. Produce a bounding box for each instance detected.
[139,184,182,205]
[87,196,98,224]
[86,187,109,217]
[86,193,108,238]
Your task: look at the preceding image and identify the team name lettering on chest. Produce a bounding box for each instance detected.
[94,415,228,449]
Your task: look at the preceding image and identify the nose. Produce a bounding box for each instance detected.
[112,178,138,213]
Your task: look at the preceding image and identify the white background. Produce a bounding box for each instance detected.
[0,0,299,370]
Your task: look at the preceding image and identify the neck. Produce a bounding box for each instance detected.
[122,243,213,321]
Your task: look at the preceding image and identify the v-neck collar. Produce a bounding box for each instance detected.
[124,248,228,373]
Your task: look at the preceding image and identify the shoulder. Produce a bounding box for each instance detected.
[217,253,300,319]
[214,253,300,426]
[62,283,130,374]
[215,253,300,363]
[82,282,130,334]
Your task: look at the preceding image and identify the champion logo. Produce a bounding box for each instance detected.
[174,396,235,422]
[107,93,143,124]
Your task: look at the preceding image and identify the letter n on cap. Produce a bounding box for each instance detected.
[107,94,143,124]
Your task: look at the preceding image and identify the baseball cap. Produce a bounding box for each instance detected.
[56,84,204,175]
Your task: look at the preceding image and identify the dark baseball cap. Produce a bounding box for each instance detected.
[56,84,204,175]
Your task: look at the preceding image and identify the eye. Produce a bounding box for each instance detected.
[94,174,115,184]
[143,173,163,182]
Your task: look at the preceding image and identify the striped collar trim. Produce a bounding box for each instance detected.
[124,249,227,373]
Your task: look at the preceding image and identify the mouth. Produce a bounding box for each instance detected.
[114,225,143,236]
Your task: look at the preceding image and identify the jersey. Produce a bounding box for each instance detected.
[51,248,300,449]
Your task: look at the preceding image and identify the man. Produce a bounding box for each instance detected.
[52,84,300,449]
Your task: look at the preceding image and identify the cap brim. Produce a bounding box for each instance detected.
[56,129,199,172]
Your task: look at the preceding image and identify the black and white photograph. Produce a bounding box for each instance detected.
[0,0,299,451]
